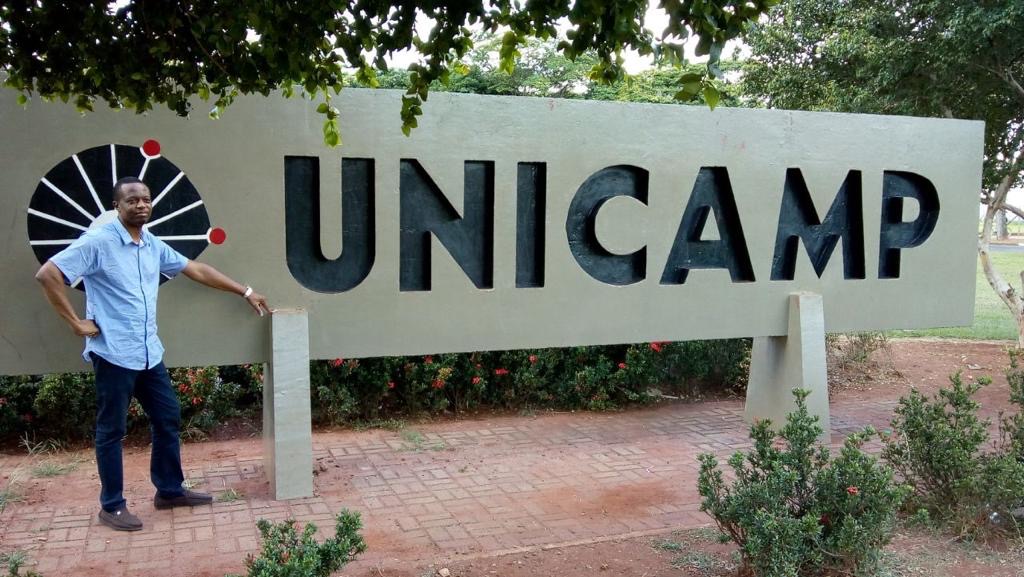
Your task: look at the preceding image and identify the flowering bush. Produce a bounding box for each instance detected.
[1,340,751,441]
[0,375,42,441]
[698,389,907,577]
[0,364,263,443]
[168,365,261,434]
[307,344,670,421]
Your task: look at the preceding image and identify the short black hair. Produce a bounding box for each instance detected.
[113,176,147,201]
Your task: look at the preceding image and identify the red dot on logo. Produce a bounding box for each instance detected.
[142,139,161,157]
[208,227,227,245]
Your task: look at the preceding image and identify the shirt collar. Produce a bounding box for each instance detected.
[112,217,149,246]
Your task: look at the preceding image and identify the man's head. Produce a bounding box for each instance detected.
[112,177,152,228]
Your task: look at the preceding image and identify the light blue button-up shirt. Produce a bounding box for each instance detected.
[50,218,189,370]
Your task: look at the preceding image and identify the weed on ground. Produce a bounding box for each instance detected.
[399,429,446,452]
[30,459,79,478]
[216,488,243,503]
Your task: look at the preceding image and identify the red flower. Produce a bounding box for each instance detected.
[431,379,445,389]
[424,355,434,364]
[528,355,538,364]
[846,486,859,496]
[178,383,190,393]
[471,376,482,385]
[387,381,396,389]
[819,513,831,526]
[494,368,509,376]
[649,342,663,353]
[0,397,7,407]
[475,363,482,369]
[618,362,627,369]
[192,397,202,406]
[331,358,343,368]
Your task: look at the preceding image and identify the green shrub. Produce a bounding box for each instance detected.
[233,511,366,577]
[169,365,262,435]
[881,371,1024,534]
[32,372,95,439]
[657,339,751,397]
[3,340,750,441]
[698,389,907,577]
[1002,350,1024,461]
[0,376,40,441]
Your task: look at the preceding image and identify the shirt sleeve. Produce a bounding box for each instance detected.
[49,233,100,285]
[154,237,190,277]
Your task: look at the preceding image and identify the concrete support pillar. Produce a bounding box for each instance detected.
[263,308,314,500]
[745,292,830,444]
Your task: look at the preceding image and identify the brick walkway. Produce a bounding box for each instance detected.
[0,397,901,576]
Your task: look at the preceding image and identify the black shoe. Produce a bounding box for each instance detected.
[98,506,143,531]
[154,489,214,509]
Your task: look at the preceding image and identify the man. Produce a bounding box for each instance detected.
[35,176,270,531]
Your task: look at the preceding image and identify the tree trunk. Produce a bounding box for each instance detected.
[996,208,1009,240]
[979,161,1024,347]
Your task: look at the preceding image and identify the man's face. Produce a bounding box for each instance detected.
[114,183,152,228]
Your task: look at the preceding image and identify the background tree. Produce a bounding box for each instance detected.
[361,35,746,107]
[0,0,777,145]
[742,0,1024,345]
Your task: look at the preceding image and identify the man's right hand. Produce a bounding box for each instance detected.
[73,319,100,338]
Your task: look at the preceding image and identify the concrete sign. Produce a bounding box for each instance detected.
[0,90,982,375]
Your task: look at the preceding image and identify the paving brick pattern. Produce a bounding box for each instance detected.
[0,398,899,576]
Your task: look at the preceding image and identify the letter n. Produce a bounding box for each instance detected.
[400,160,494,291]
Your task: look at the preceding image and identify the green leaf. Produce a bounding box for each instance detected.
[316,102,329,114]
[703,86,721,110]
[16,94,27,106]
[324,130,340,147]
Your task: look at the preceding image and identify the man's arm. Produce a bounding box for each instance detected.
[181,261,271,316]
[35,261,100,337]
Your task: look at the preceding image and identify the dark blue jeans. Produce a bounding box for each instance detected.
[92,354,185,512]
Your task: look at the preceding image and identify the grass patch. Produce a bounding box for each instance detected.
[0,469,26,514]
[19,434,65,456]
[0,486,24,512]
[30,459,79,478]
[875,538,1013,577]
[352,418,406,432]
[1,549,41,577]
[891,252,1024,341]
[671,551,732,576]
[653,539,683,551]
[398,429,446,452]
[653,527,735,576]
[216,488,243,503]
